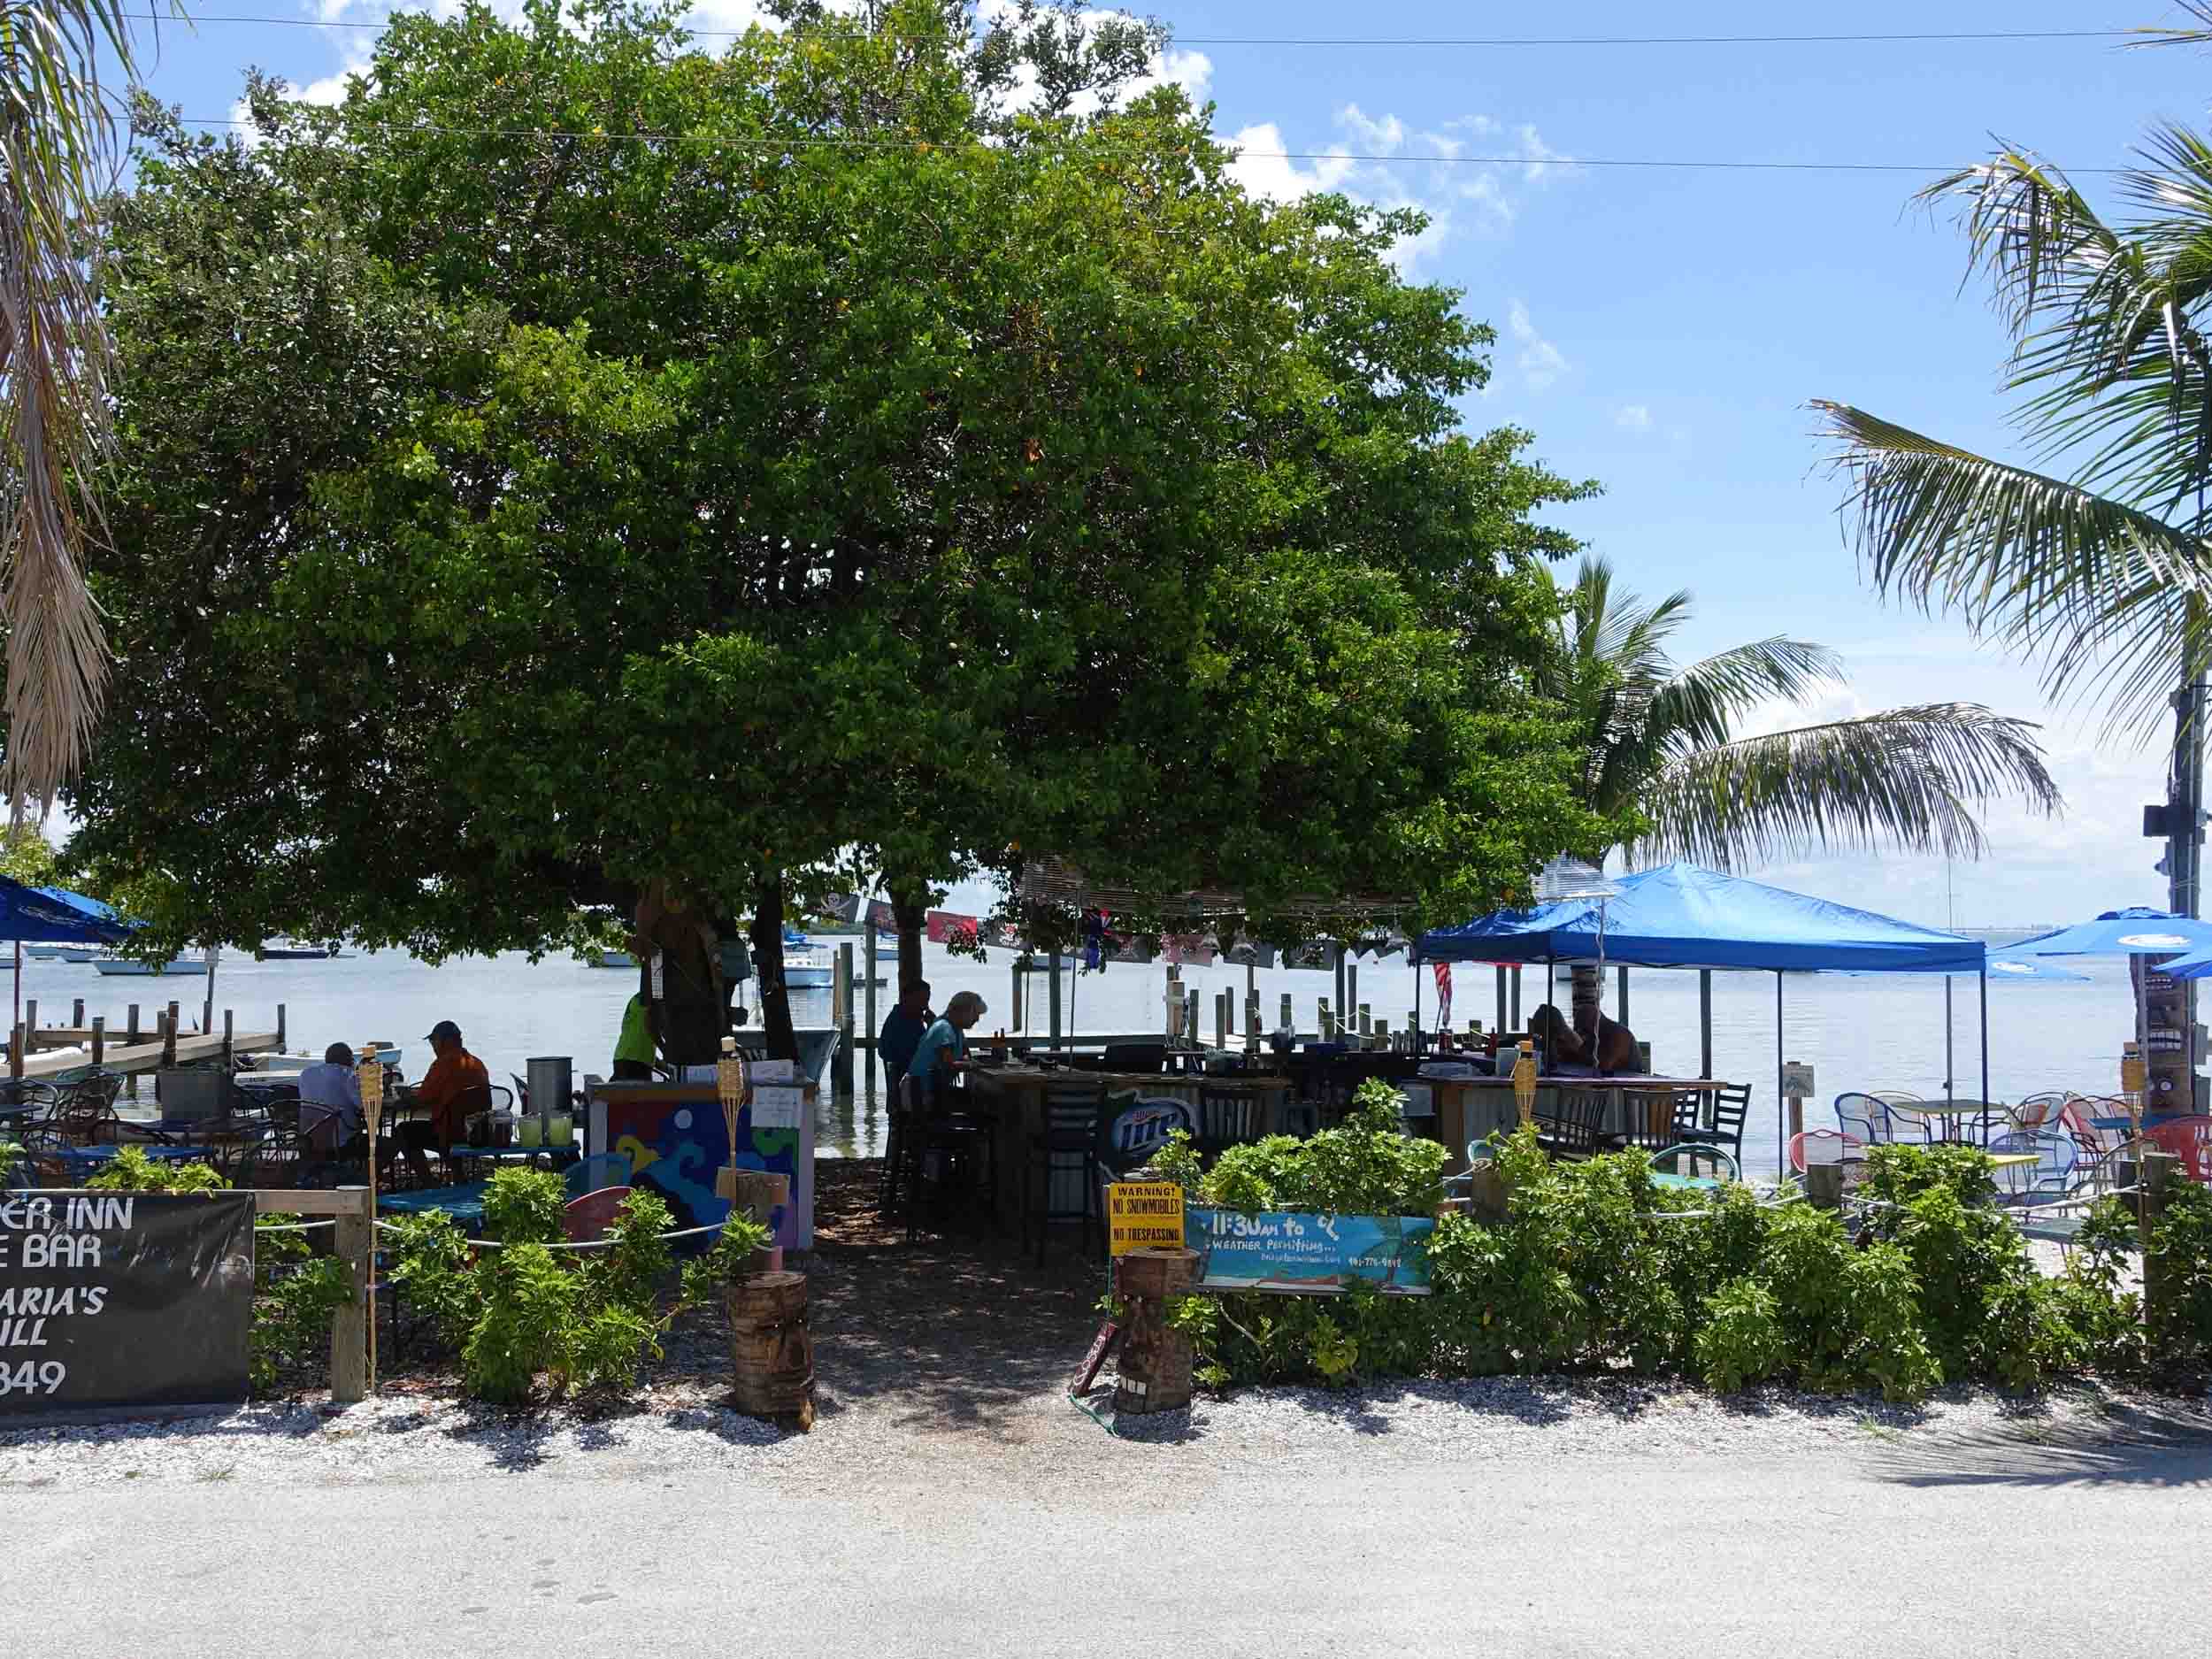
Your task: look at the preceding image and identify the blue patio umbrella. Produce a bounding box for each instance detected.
[1983,950,2094,984]
[2154,944,2212,980]
[0,874,138,1057]
[2002,908,2212,1105]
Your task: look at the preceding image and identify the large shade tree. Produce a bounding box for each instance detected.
[70,0,1613,1060]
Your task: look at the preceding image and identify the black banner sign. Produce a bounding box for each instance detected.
[0,1191,255,1414]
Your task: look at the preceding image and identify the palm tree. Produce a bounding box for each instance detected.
[0,0,168,817]
[1812,116,2212,744]
[1553,555,2060,870]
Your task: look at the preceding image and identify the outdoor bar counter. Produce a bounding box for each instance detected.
[587,1078,815,1249]
[964,1065,1293,1217]
[1428,1074,1725,1172]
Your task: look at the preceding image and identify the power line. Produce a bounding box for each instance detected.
[149,12,2139,47]
[176,113,2131,175]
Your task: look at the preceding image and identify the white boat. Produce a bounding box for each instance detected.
[24,944,67,960]
[92,956,204,976]
[783,946,834,989]
[590,950,637,970]
[257,939,342,961]
[60,949,99,964]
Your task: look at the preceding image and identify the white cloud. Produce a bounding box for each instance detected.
[1616,403,1652,432]
[1507,298,1568,390]
[1228,104,1571,265]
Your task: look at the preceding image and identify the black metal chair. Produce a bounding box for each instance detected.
[1677,1083,1751,1165]
[1606,1087,1686,1152]
[1533,1088,1609,1160]
[1196,1087,1261,1163]
[896,1073,999,1243]
[1025,1079,1105,1263]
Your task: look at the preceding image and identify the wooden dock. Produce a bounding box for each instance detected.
[7,999,288,1080]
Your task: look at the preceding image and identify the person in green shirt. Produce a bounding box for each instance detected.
[612,991,658,1081]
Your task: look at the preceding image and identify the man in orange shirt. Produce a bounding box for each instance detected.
[382,1018,492,1185]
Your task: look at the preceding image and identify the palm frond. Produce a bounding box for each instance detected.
[1645,637,1841,756]
[2131,4,2212,48]
[1631,703,2062,870]
[1814,399,2212,741]
[0,0,171,815]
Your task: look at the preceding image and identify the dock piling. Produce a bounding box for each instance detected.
[127,1003,140,1043]
[160,1010,178,1067]
[90,1018,104,1068]
[277,1002,287,1049]
[23,1000,36,1048]
[223,1009,234,1067]
[8,1025,20,1080]
[71,998,83,1029]
[832,945,855,1098]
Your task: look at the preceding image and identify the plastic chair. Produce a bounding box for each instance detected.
[1651,1142,1740,1184]
[2142,1116,2212,1183]
[563,1186,634,1243]
[1786,1128,1864,1173]
[563,1151,633,1199]
[1987,1129,2080,1205]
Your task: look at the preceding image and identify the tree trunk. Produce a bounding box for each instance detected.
[889,882,926,991]
[637,883,726,1069]
[750,872,798,1063]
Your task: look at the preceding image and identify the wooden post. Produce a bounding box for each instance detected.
[2143,1148,2183,1325]
[1496,965,1508,1034]
[833,943,855,1098]
[330,1190,372,1406]
[166,1000,180,1043]
[1214,990,1228,1050]
[1510,965,1523,1029]
[1348,964,1359,1033]
[89,1018,104,1069]
[863,926,879,1095]
[23,999,36,1047]
[223,1009,234,1067]
[70,997,83,1028]
[160,1010,177,1067]
[1113,1247,1197,1413]
[1279,993,1293,1035]
[276,1002,287,1049]
[8,1025,20,1080]
[1319,998,1333,1039]
[1048,953,1064,1052]
[127,1002,140,1044]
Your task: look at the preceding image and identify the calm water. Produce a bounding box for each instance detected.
[5,932,2144,1179]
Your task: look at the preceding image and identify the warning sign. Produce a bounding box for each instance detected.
[1107,1181,1185,1256]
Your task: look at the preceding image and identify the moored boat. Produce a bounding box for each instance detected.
[92,956,204,976]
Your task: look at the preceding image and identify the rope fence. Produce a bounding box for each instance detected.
[370,1217,730,1251]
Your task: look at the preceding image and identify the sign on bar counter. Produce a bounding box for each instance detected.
[0,1191,255,1413]
[1186,1207,1433,1295]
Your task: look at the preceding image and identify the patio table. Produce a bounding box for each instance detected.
[1884,1101,2002,1143]
[43,1143,219,1174]
[375,1180,488,1230]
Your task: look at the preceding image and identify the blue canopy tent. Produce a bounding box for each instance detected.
[0,874,138,1060]
[1415,863,1988,1174]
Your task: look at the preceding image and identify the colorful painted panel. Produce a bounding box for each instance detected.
[594,1094,812,1250]
[1185,1207,1432,1296]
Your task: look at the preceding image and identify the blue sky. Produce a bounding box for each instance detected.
[124,2,2212,926]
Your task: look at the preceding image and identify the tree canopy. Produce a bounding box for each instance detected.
[68,0,1616,1050]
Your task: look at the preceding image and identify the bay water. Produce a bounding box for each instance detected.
[8,931,2138,1179]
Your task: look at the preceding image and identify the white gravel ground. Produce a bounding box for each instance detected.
[5,1368,2206,1491]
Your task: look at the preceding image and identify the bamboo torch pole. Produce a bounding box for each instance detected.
[358,1055,385,1391]
[715,1054,749,1204]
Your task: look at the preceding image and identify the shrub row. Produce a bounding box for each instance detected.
[1153,1087,2212,1402]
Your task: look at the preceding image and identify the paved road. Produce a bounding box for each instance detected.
[18,1420,2212,1657]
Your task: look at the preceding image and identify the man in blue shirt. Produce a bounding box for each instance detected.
[878,979,933,1098]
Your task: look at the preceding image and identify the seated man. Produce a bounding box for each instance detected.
[1574,1004,1642,1075]
[877,979,933,1101]
[296,1041,363,1157]
[382,1019,491,1185]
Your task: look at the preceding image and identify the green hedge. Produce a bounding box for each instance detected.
[1156,1094,2212,1403]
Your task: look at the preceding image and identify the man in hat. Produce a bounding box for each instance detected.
[384,1018,492,1185]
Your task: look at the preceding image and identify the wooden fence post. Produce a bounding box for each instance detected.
[329,1188,372,1405]
[90,1018,104,1069]
[277,1002,287,1050]
[160,1011,178,1067]
[222,1010,234,1067]
[127,1003,140,1044]
[165,1001,180,1044]
[71,997,83,1028]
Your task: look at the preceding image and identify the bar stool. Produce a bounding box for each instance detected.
[898,1073,998,1242]
[1025,1079,1105,1264]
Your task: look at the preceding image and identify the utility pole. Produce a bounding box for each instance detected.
[2166,678,2208,1110]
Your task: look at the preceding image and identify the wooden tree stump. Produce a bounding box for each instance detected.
[1114,1246,1197,1415]
[725,1271,815,1431]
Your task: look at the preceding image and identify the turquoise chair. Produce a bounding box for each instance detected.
[564,1151,632,1199]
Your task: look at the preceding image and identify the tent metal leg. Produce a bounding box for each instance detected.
[1979,964,1991,1139]
[1699,970,1712,1079]
[1944,976,1955,1102]
[1776,972,1786,1181]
